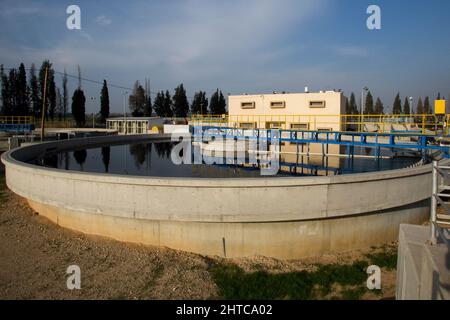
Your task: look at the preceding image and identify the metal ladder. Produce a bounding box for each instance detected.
[431,161,450,245]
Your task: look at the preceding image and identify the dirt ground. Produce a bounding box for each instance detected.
[0,160,396,300]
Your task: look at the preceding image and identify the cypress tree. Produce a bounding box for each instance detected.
[209,89,226,115]
[129,80,145,117]
[344,97,350,115]
[153,91,164,117]
[349,92,358,114]
[424,96,431,114]
[364,90,374,114]
[62,69,68,120]
[163,90,173,117]
[209,90,219,115]
[403,97,410,114]
[17,63,29,115]
[8,69,17,115]
[200,91,208,115]
[191,91,208,115]
[38,60,54,120]
[374,97,384,114]
[71,88,86,127]
[29,64,39,118]
[172,83,189,117]
[0,65,11,116]
[218,91,226,114]
[56,88,63,121]
[416,97,424,114]
[48,71,56,121]
[191,91,202,115]
[392,93,402,114]
[100,80,110,122]
[144,78,152,117]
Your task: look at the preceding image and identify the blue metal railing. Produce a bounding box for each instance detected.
[0,123,35,133]
[193,126,450,159]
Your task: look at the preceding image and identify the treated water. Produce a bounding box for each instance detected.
[30,141,422,178]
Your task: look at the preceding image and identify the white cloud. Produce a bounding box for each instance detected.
[333,46,369,57]
[95,15,112,26]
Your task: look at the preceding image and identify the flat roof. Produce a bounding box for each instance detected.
[106,117,161,121]
[229,91,342,98]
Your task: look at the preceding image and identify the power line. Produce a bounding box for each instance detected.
[1,66,197,100]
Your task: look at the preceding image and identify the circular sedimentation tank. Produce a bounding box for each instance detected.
[1,134,442,259]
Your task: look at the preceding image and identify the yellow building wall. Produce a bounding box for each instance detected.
[228,91,345,131]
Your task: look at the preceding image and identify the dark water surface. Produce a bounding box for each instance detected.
[29,141,422,178]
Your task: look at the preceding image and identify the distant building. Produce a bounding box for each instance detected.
[227,90,346,131]
[106,117,165,135]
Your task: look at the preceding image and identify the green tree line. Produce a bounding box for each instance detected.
[344,90,441,115]
[129,81,227,118]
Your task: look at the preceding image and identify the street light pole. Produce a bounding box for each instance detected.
[90,97,96,128]
[361,86,368,132]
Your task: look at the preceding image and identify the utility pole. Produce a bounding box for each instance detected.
[40,66,48,141]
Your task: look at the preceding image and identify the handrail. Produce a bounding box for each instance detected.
[0,116,34,124]
[191,114,449,135]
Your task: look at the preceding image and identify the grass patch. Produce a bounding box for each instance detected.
[364,247,398,270]
[210,247,399,300]
[210,260,371,300]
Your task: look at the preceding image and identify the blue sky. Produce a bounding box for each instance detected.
[1,0,449,113]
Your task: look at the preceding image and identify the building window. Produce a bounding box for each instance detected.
[241,102,255,109]
[309,100,326,108]
[265,122,285,129]
[270,101,285,109]
[239,122,257,129]
[291,123,309,130]
[317,128,332,132]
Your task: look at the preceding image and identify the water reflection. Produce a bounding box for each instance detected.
[32,141,421,178]
[73,150,87,169]
[101,146,110,173]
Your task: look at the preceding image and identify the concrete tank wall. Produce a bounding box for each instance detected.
[0,135,438,259]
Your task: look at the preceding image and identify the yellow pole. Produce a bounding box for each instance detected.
[40,66,48,141]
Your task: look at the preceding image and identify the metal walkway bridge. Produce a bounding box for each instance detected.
[0,116,35,133]
[193,126,450,159]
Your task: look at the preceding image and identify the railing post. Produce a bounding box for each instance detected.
[431,160,438,245]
